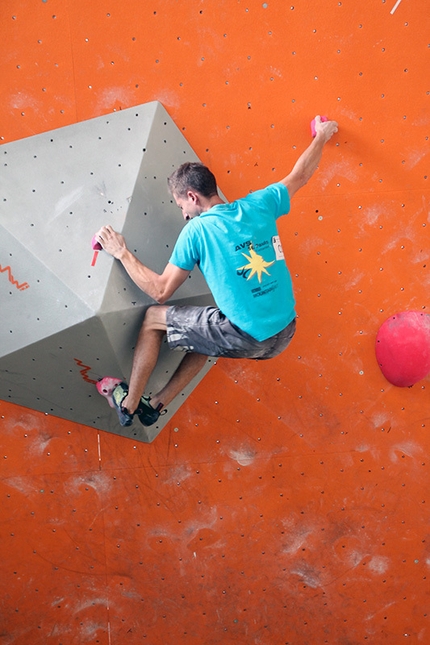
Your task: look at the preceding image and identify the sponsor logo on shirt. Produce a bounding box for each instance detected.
[235,240,270,252]
[236,243,275,284]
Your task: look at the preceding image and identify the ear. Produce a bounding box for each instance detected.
[186,190,200,204]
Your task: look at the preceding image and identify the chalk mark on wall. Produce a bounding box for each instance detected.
[0,264,30,291]
[74,358,98,384]
[390,0,402,14]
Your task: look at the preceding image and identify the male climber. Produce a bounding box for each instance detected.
[95,115,338,427]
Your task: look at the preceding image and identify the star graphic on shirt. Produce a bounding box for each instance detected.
[237,245,275,283]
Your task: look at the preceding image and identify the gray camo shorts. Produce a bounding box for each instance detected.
[166,305,296,360]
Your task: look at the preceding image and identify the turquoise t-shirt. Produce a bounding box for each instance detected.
[169,182,296,341]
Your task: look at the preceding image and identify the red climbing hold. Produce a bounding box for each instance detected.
[375,311,430,387]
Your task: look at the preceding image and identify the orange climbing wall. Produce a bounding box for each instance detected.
[1,1,429,643]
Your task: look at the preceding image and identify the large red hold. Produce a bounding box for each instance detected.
[375,311,430,387]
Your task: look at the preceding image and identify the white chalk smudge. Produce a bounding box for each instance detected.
[299,237,325,256]
[28,432,54,456]
[361,204,386,227]
[404,147,428,170]
[165,464,194,485]
[317,159,359,190]
[53,186,85,221]
[371,412,391,428]
[3,476,36,497]
[368,555,390,574]
[355,444,370,453]
[345,269,365,290]
[95,86,135,112]
[290,563,320,588]
[10,91,42,113]
[66,471,113,496]
[282,527,313,554]
[73,596,109,616]
[349,550,366,567]
[228,448,257,466]
[390,441,423,463]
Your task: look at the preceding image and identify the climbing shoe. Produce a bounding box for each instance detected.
[137,396,164,427]
[112,382,134,427]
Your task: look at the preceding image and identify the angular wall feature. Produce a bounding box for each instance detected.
[0,101,214,442]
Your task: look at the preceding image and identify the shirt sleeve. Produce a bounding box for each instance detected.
[269,183,291,220]
[241,183,290,221]
[169,221,200,271]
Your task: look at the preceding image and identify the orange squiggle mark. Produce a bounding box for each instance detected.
[74,358,98,384]
[0,264,30,291]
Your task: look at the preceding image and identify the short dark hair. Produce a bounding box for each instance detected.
[167,162,218,199]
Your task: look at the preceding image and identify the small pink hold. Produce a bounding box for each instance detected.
[310,115,329,137]
[96,376,123,408]
[91,234,102,251]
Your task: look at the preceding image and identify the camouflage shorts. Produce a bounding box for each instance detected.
[166,305,296,359]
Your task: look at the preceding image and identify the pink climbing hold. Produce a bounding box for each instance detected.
[310,115,329,137]
[91,234,102,251]
[96,376,123,408]
[375,311,430,387]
